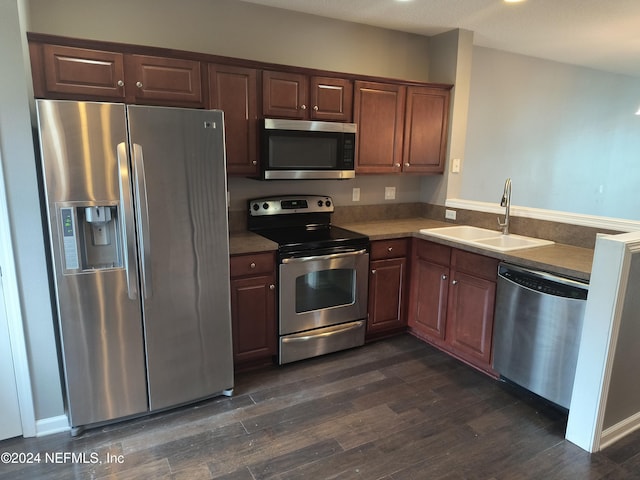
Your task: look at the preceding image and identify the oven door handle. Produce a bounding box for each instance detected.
[281,320,365,343]
[281,248,368,264]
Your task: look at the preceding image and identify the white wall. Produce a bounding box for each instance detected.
[461,47,640,220]
[28,0,431,81]
[0,0,63,424]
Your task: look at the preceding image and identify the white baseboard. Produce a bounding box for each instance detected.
[36,414,69,437]
[445,198,640,233]
[599,411,640,450]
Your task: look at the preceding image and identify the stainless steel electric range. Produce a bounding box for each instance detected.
[248,195,370,364]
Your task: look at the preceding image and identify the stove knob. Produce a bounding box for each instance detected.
[262,203,269,210]
[325,200,331,207]
[252,203,259,211]
[317,200,323,207]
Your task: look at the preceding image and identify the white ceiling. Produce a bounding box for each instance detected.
[239,0,640,78]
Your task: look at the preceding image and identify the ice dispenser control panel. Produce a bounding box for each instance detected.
[61,207,80,270]
[58,204,123,272]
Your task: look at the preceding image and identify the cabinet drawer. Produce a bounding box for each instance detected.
[230,252,275,277]
[371,238,409,260]
[414,239,451,266]
[451,249,499,281]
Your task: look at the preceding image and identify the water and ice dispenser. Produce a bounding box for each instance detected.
[59,204,123,272]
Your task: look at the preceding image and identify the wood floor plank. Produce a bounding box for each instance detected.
[1,334,636,480]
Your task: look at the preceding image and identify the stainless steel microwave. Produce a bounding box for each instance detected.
[261,118,356,180]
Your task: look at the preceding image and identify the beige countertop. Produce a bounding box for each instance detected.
[230,217,594,281]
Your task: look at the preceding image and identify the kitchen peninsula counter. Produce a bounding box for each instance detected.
[229,217,594,281]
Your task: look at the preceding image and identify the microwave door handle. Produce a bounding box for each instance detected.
[281,249,367,264]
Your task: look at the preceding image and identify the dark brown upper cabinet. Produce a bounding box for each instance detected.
[31,43,204,108]
[402,86,450,174]
[262,70,353,121]
[208,64,259,176]
[353,81,406,174]
[354,81,450,175]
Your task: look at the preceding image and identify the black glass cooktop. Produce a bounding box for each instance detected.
[255,225,369,255]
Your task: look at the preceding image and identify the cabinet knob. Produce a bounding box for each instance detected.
[300,104,307,110]
[313,105,319,111]
[452,279,459,285]
[269,284,275,290]
[136,81,143,88]
[405,163,410,167]
[441,274,447,280]
[252,160,257,165]
[394,163,401,168]
[250,262,256,269]
[371,269,377,274]
[387,247,393,252]
[117,80,124,87]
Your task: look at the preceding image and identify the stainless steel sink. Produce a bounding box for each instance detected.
[419,225,554,252]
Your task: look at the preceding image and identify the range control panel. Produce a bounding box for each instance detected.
[249,195,334,216]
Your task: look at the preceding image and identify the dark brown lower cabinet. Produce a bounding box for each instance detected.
[229,252,276,370]
[366,239,409,340]
[408,239,498,374]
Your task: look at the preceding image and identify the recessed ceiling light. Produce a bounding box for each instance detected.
[504,0,526,3]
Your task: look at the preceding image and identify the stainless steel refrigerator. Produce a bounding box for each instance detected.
[36,99,233,433]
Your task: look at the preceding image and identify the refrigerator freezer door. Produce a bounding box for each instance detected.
[36,100,148,427]
[127,106,233,410]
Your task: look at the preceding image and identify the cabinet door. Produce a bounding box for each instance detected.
[125,55,204,107]
[262,71,308,119]
[402,86,450,173]
[209,64,259,176]
[310,76,353,122]
[230,274,276,365]
[40,44,125,99]
[367,257,407,336]
[408,257,449,341]
[445,270,496,367]
[354,81,406,173]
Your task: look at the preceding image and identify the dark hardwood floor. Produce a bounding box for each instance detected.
[2,334,640,479]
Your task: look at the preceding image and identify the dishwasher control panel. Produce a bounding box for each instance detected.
[499,267,588,299]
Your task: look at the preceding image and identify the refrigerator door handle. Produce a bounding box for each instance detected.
[117,142,138,300]
[132,143,153,299]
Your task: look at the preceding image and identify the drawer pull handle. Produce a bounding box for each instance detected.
[452,279,459,285]
[250,262,256,269]
[387,247,393,252]
[269,284,275,290]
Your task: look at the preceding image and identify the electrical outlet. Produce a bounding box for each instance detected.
[445,209,457,220]
[384,186,396,200]
[451,158,461,173]
[352,187,361,202]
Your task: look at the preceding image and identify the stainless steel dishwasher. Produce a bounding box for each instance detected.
[492,263,588,410]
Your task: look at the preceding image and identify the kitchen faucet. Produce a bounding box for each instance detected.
[498,178,512,235]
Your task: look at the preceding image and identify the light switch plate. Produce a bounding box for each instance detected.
[352,187,361,202]
[445,209,457,220]
[451,158,461,173]
[385,186,396,200]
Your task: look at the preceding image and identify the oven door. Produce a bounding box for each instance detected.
[279,248,369,335]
